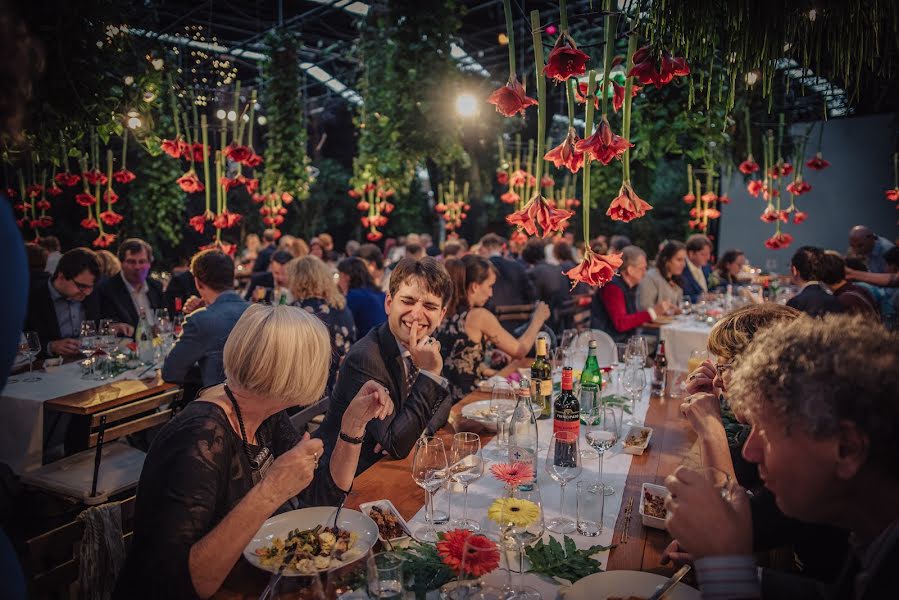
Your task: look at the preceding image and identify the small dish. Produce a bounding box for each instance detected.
[640,483,668,530]
[622,426,653,455]
[42,357,63,373]
[359,499,411,548]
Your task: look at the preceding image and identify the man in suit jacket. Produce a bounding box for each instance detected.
[24,248,102,357]
[250,229,278,274]
[785,246,843,317]
[680,234,713,303]
[162,250,248,387]
[521,239,569,332]
[97,238,164,332]
[163,269,198,315]
[243,249,293,303]
[478,233,536,332]
[316,257,454,475]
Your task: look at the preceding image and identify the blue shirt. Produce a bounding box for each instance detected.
[47,279,84,339]
[866,236,895,274]
[345,287,387,338]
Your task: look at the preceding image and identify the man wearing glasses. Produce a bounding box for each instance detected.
[97,238,164,334]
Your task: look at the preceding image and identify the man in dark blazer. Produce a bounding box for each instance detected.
[250,229,278,274]
[243,249,293,303]
[25,248,102,357]
[97,238,164,332]
[163,269,198,315]
[478,233,536,332]
[316,257,454,475]
[680,234,713,303]
[786,246,843,317]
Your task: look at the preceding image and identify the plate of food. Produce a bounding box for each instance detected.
[244,507,378,576]
[460,399,498,428]
[562,569,699,599]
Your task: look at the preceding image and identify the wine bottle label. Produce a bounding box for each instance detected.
[553,415,580,436]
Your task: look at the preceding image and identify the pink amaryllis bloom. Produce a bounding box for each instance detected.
[500,190,520,205]
[565,249,623,288]
[786,179,812,196]
[765,231,794,250]
[543,33,590,82]
[544,128,585,174]
[606,181,652,222]
[575,117,633,165]
[793,210,808,224]
[490,462,535,487]
[509,169,528,187]
[805,153,830,171]
[738,157,760,175]
[506,194,575,238]
[487,74,539,117]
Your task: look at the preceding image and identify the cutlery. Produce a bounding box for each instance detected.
[648,564,691,600]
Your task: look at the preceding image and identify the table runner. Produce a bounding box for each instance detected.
[659,319,714,372]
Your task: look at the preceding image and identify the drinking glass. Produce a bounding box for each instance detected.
[698,466,732,499]
[499,484,544,600]
[585,397,620,496]
[576,481,604,536]
[96,322,119,379]
[578,385,599,459]
[20,331,42,382]
[614,342,628,366]
[449,432,484,531]
[625,336,648,367]
[442,536,505,600]
[621,361,646,426]
[172,314,185,337]
[559,329,577,353]
[686,349,708,376]
[545,431,581,534]
[79,321,98,378]
[412,436,448,542]
[156,315,174,357]
[680,298,692,316]
[489,382,516,458]
[366,552,404,599]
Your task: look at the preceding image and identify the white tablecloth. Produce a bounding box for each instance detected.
[407,371,654,597]
[659,319,715,372]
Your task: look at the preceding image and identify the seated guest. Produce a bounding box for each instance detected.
[437,256,550,403]
[243,249,293,304]
[337,256,387,337]
[95,249,121,282]
[164,269,198,316]
[442,239,467,259]
[356,242,389,292]
[287,256,356,395]
[591,246,671,342]
[847,224,894,273]
[786,246,843,317]
[25,242,49,284]
[710,248,746,291]
[846,251,899,326]
[590,235,610,255]
[638,240,686,311]
[97,238,163,332]
[39,235,61,274]
[317,233,340,263]
[115,305,394,599]
[405,242,425,261]
[345,239,360,258]
[238,232,260,268]
[665,315,898,599]
[522,239,569,323]
[317,257,453,475]
[609,234,631,252]
[818,251,879,319]
[25,248,102,358]
[309,237,325,260]
[162,250,248,388]
[478,233,536,333]
[680,234,712,302]
[250,228,277,273]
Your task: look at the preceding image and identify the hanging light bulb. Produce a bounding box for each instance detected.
[257,115,267,126]
[216,109,226,120]
[498,33,509,46]
[126,110,142,130]
[227,110,237,122]
[745,70,760,86]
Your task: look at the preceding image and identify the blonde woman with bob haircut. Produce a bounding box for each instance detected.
[288,255,357,395]
[115,304,393,600]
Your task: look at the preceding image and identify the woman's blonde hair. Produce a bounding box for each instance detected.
[708,303,801,361]
[289,237,310,258]
[223,304,331,406]
[286,255,346,309]
[95,249,121,278]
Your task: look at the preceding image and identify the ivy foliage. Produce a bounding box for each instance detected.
[293,158,352,239]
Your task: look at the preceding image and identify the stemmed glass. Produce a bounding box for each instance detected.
[449,432,484,531]
[625,336,648,367]
[578,385,599,459]
[79,321,98,378]
[621,361,646,426]
[585,397,620,496]
[499,484,544,600]
[19,331,42,382]
[488,382,516,460]
[96,322,119,379]
[412,436,448,543]
[545,431,582,534]
[156,314,174,357]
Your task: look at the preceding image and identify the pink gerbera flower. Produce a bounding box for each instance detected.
[490,462,535,487]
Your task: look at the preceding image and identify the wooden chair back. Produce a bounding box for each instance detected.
[494,303,536,323]
[86,387,182,449]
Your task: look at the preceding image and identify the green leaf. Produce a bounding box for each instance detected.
[524,535,611,584]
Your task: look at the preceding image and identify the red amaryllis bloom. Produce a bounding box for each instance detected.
[378,188,395,198]
[761,185,780,201]
[500,191,520,205]
[5,187,15,198]
[688,219,704,231]
[36,216,53,228]
[540,175,555,188]
[805,153,830,171]
[628,47,690,89]
[738,157,759,175]
[363,183,376,193]
[92,233,117,248]
[611,80,641,113]
[213,211,242,229]
[382,202,395,214]
[506,194,575,238]
[765,232,794,250]
[718,194,731,204]
[356,200,370,211]
[786,179,812,196]
[760,206,781,223]
[701,191,718,205]
[575,117,633,165]
[177,171,205,193]
[55,172,81,187]
[490,462,535,487]
[252,193,266,203]
[435,203,447,213]
[366,230,383,242]
[437,529,500,578]
[682,193,696,204]
[201,241,238,256]
[36,199,51,210]
[82,170,108,186]
[496,170,509,185]
[886,188,899,202]
[544,129,585,174]
[99,210,124,226]
[103,189,119,204]
[565,250,623,288]
[348,189,361,199]
[76,192,97,207]
[244,153,264,168]
[747,179,763,197]
[606,181,652,222]
[704,207,721,219]
[564,198,581,208]
[161,138,183,158]
[793,210,808,224]
[189,214,207,234]
[113,169,136,184]
[245,178,259,193]
[509,169,528,187]
[543,34,590,82]
[13,202,31,212]
[780,163,794,177]
[486,74,538,118]
[510,230,529,246]
[688,207,699,219]
[223,144,253,164]
[26,184,44,198]
[281,192,294,204]
[81,217,99,230]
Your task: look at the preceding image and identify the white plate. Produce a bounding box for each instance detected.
[460,399,497,428]
[563,570,700,599]
[243,507,378,576]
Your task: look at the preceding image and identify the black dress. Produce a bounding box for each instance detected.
[435,309,489,404]
[293,297,357,395]
[114,401,345,599]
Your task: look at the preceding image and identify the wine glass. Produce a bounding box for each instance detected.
[488,382,516,459]
[545,431,582,534]
[411,436,448,542]
[559,329,577,353]
[578,385,599,459]
[95,322,119,380]
[585,397,620,496]
[621,361,646,426]
[155,315,174,357]
[449,432,484,531]
[79,321,98,378]
[680,298,692,316]
[498,484,544,600]
[625,336,648,367]
[19,331,42,382]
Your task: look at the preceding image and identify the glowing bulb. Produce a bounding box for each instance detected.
[745,70,759,86]
[241,113,250,122]
[808,8,817,21]
[227,110,237,122]
[257,115,267,126]
[126,111,142,129]
[455,93,478,117]
[498,33,509,46]
[142,90,156,102]
[216,109,226,120]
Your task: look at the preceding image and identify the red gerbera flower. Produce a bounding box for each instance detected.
[92,233,117,248]
[506,194,574,239]
[112,169,137,184]
[606,181,652,222]
[682,193,696,204]
[103,189,119,204]
[189,214,208,234]
[161,138,182,158]
[366,230,383,242]
[805,153,830,171]
[611,80,641,113]
[575,117,633,166]
[765,231,794,250]
[565,249,623,288]
[436,530,500,578]
[177,171,205,193]
[55,172,81,187]
[544,128,585,174]
[487,74,539,118]
[76,192,97,207]
[81,217,99,230]
[496,170,509,185]
[793,210,808,224]
[884,188,899,202]
[99,210,124,226]
[746,179,763,197]
[500,191,520,205]
[738,157,760,175]
[543,33,590,82]
[786,179,812,196]
[223,144,253,164]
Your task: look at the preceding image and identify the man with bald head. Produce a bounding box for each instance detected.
[848,225,894,273]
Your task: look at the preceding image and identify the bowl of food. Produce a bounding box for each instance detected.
[622,426,653,456]
[639,483,668,530]
[359,499,411,547]
[244,507,377,576]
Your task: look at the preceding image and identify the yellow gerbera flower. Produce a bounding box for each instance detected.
[488,497,540,528]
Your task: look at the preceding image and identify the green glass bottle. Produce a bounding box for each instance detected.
[579,340,603,423]
[278,291,288,305]
[531,337,553,420]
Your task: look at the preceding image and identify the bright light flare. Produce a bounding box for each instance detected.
[455,93,478,117]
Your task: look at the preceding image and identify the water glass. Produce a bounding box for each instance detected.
[576,481,604,536]
[367,552,404,599]
[625,336,648,367]
[621,361,646,426]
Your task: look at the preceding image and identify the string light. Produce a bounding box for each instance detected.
[227,110,237,122]
[126,110,142,130]
[257,115,267,126]
[216,109,226,120]
[498,33,509,45]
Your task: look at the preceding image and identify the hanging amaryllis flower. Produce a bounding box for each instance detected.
[252,193,266,203]
[704,207,721,219]
[5,187,15,198]
[14,202,31,212]
[223,144,253,164]
[189,214,208,234]
[76,192,97,207]
[496,170,509,185]
[761,185,780,201]
[682,193,696,204]
[540,175,555,188]
[36,216,53,228]
[701,191,718,205]
[366,230,383,242]
[606,181,652,222]
[161,139,182,158]
[281,192,294,204]
[786,179,812,196]
[55,172,81,187]
[509,169,528,187]
[246,178,259,193]
[760,206,781,223]
[92,233,117,248]
[487,74,539,118]
[793,211,808,224]
[244,153,264,168]
[26,184,44,198]
[718,194,731,204]
[544,129,585,174]
[81,217,99,230]
[348,189,361,199]
[113,169,137,184]
[564,198,581,209]
[177,171,205,193]
[611,80,641,113]
[805,153,830,171]
[781,163,794,177]
[213,211,242,229]
[688,219,703,230]
[565,250,623,288]
[221,175,249,191]
[884,188,899,202]
[765,231,794,250]
[574,82,600,109]
[738,157,760,175]
[356,200,370,211]
[99,210,124,226]
[435,203,447,213]
[187,143,206,163]
[628,47,690,89]
[543,33,590,82]
[36,199,51,211]
[510,230,529,246]
[506,195,574,238]
[500,191,520,205]
[103,189,119,204]
[575,117,633,165]
[382,202,395,214]
[83,169,108,186]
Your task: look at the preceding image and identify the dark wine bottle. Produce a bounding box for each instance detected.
[553,367,580,438]
[530,336,552,420]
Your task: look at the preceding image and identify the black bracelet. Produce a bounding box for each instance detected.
[339,431,365,445]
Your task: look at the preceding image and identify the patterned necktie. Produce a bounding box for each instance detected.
[404,355,419,392]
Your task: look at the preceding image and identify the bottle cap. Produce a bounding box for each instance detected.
[536,337,547,355]
[588,340,597,348]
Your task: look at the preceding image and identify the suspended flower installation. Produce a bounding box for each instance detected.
[543,30,590,82]
[435,180,470,232]
[886,153,899,203]
[486,0,538,118]
[627,46,690,89]
[350,179,394,242]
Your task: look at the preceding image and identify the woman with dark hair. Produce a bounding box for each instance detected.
[337,256,386,337]
[711,248,747,290]
[637,240,686,311]
[436,255,550,403]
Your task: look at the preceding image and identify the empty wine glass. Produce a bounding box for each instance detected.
[545,431,581,534]
[412,436,448,543]
[488,382,516,459]
[625,336,648,367]
[621,361,646,426]
[449,432,484,531]
[498,484,544,600]
[585,397,620,496]
[79,321,98,378]
[19,331,42,382]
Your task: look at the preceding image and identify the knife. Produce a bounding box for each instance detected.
[648,564,691,600]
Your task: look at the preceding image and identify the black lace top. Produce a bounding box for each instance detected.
[114,400,344,599]
[435,309,489,404]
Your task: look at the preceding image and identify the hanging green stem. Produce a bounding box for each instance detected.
[248,90,257,149]
[121,131,128,170]
[106,150,113,198]
[560,0,569,33]
[687,164,694,195]
[231,81,241,142]
[566,79,576,129]
[181,113,193,148]
[502,0,516,77]
[531,10,547,189]
[776,113,785,163]
[524,138,535,204]
[743,109,752,157]
[582,70,597,245]
[201,115,211,216]
[600,0,617,118]
[894,152,898,189]
[169,79,182,139]
[192,104,200,149]
[498,135,506,166]
[60,133,68,172]
[622,27,637,182]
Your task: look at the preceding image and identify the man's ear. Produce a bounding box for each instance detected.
[834,419,869,481]
[384,293,392,315]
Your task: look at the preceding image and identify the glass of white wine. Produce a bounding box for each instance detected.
[411,436,448,543]
[449,432,484,531]
[585,398,620,496]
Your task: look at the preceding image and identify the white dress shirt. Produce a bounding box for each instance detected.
[122,272,154,320]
